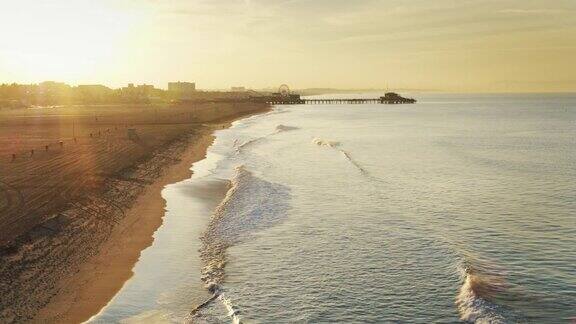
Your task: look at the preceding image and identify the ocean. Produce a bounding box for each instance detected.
[90,93,576,323]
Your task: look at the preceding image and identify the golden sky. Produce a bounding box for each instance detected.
[0,0,575,92]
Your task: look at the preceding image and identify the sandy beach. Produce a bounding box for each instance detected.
[0,103,269,323]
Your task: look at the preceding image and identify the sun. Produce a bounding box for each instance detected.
[0,0,140,83]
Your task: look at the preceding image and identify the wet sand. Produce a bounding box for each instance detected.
[0,103,269,323]
[34,125,219,323]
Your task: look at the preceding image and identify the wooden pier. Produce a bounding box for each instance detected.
[303,98,414,105]
[252,91,416,105]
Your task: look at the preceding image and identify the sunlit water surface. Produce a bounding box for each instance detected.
[90,94,576,323]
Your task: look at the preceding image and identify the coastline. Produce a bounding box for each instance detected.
[34,125,219,323]
[0,104,269,323]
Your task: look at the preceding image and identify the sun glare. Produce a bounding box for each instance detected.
[0,0,139,82]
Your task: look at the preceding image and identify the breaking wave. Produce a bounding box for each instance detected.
[339,150,369,175]
[235,137,264,151]
[312,138,369,175]
[235,125,299,151]
[275,124,299,133]
[312,138,341,148]
[193,166,291,322]
[455,259,524,323]
[220,293,242,324]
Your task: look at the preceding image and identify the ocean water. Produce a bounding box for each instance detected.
[91,94,576,323]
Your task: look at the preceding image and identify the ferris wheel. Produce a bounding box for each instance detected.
[278,84,290,97]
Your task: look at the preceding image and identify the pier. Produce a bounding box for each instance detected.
[257,94,416,105]
[303,97,415,105]
[251,86,416,105]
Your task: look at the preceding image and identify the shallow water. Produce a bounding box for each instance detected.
[91,93,576,323]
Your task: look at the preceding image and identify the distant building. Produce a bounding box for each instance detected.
[138,84,154,91]
[136,84,154,98]
[77,84,113,102]
[37,81,72,104]
[231,86,246,92]
[380,92,417,104]
[168,81,196,100]
[38,81,71,95]
[77,84,111,92]
[39,81,69,89]
[120,83,157,102]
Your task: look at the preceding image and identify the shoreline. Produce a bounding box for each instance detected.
[37,110,269,324]
[0,104,270,323]
[34,125,219,323]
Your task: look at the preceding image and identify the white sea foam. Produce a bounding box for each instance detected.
[196,166,290,322]
[455,261,522,323]
[203,166,289,248]
[312,138,371,176]
[312,138,341,147]
[339,150,369,175]
[220,293,242,324]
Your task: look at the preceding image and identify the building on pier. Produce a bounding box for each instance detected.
[380,92,416,104]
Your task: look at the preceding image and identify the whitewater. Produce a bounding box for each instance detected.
[90,93,576,323]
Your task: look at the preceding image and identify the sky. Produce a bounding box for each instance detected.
[0,0,575,92]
